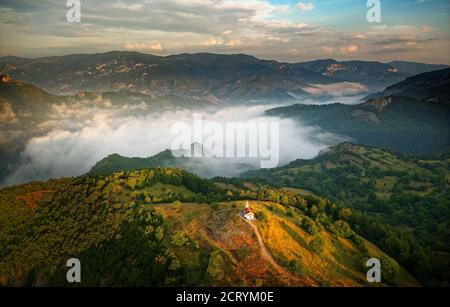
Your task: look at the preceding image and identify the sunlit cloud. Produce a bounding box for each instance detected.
[123,42,164,51]
[296,2,314,11]
[0,0,448,63]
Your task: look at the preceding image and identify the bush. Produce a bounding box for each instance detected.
[170,231,198,249]
[207,251,226,281]
[288,259,303,275]
[256,211,266,221]
[171,231,190,247]
[286,208,295,217]
[309,236,325,254]
[329,220,353,238]
[210,202,219,210]
[380,255,399,284]
[351,234,368,253]
[302,217,318,235]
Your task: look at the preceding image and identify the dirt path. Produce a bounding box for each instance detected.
[247,220,295,280]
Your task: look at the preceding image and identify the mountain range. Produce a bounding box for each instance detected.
[1,63,449,185]
[297,59,447,89]
[266,68,450,154]
[364,68,450,101]
[1,52,447,101]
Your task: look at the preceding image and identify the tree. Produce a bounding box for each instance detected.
[380,255,399,284]
[329,220,353,238]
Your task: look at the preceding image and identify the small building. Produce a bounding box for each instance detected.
[243,201,255,220]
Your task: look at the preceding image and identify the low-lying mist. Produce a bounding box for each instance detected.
[3,100,347,186]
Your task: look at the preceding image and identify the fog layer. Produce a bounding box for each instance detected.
[3,101,346,186]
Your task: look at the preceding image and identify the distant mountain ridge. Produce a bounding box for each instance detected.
[266,68,450,154]
[0,52,333,101]
[1,52,447,100]
[364,68,450,101]
[296,59,447,90]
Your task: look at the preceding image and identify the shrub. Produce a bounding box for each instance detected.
[210,202,219,210]
[380,255,399,284]
[207,251,226,281]
[288,259,303,275]
[171,231,190,247]
[329,220,353,238]
[170,231,199,249]
[126,178,138,190]
[302,216,318,235]
[286,208,295,217]
[256,211,266,221]
[351,234,368,253]
[155,226,165,241]
[309,236,325,254]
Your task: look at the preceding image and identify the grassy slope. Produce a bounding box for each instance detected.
[242,143,449,285]
[0,168,419,287]
[154,201,418,287]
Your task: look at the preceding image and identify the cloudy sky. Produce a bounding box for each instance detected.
[0,0,449,63]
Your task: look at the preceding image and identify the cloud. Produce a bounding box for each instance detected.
[296,2,314,11]
[345,45,359,53]
[2,102,345,186]
[112,1,143,11]
[0,0,448,64]
[123,42,163,51]
[302,82,368,97]
[351,33,367,40]
[322,46,333,54]
[200,38,224,46]
[0,102,18,126]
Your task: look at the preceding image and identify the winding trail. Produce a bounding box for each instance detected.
[247,220,294,279]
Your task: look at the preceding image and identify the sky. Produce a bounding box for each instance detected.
[0,0,449,63]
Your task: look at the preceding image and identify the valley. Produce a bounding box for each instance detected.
[0,51,449,288]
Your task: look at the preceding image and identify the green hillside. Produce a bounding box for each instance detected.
[0,80,63,180]
[0,167,418,287]
[266,96,450,154]
[88,148,256,178]
[243,143,450,286]
[89,151,180,176]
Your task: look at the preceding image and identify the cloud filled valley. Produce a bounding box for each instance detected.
[1,99,345,186]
